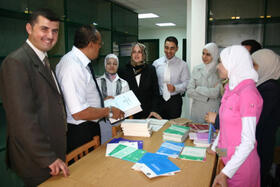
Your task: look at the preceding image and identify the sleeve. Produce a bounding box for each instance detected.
[151,66,161,113]
[240,89,263,117]
[174,62,190,94]
[211,131,220,152]
[221,117,256,178]
[57,63,90,115]
[186,68,208,102]
[195,81,222,99]
[0,58,56,167]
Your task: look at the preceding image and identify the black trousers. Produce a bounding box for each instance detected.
[159,94,182,120]
[67,121,100,153]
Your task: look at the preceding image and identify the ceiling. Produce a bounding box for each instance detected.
[112,0,187,29]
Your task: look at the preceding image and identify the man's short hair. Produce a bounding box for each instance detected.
[165,36,178,47]
[74,25,99,49]
[28,8,60,26]
[241,39,262,54]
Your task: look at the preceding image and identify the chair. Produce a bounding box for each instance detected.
[66,136,100,166]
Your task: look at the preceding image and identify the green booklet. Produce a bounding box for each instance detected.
[109,144,146,163]
[163,125,190,137]
[179,146,206,161]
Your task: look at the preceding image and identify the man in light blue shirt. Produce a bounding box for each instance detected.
[153,36,190,119]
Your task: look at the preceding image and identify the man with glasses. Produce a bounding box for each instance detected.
[153,36,190,119]
[56,25,124,153]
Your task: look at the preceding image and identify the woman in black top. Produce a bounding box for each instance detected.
[118,43,162,119]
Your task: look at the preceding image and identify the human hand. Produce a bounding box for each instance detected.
[48,158,69,177]
[147,112,162,120]
[104,96,114,100]
[205,112,217,123]
[167,84,175,92]
[212,172,228,187]
[111,107,125,120]
[207,147,216,155]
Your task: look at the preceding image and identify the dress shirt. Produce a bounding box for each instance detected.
[211,116,257,178]
[26,39,60,93]
[153,56,190,96]
[56,46,101,125]
[97,74,130,97]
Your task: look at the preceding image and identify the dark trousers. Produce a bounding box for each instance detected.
[22,175,50,187]
[159,94,182,120]
[67,121,100,153]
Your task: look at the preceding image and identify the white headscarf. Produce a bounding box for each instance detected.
[220,45,258,90]
[252,49,280,86]
[104,53,119,69]
[203,43,219,74]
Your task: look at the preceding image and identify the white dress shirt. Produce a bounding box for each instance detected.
[153,56,190,96]
[211,116,257,178]
[56,46,101,125]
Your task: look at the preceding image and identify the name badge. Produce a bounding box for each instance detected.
[216,148,227,157]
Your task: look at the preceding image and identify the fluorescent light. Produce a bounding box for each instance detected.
[236,16,240,19]
[92,22,98,26]
[156,23,176,27]
[138,13,159,19]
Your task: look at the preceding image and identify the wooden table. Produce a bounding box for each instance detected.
[40,123,217,187]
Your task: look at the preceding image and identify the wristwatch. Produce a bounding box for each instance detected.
[108,107,113,118]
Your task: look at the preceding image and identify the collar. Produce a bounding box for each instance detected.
[26,39,47,62]
[72,46,91,67]
[165,56,176,63]
[226,79,255,94]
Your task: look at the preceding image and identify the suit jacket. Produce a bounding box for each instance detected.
[118,63,160,119]
[0,43,67,178]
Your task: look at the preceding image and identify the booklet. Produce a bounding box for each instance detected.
[132,152,181,178]
[106,142,138,157]
[108,144,146,163]
[179,146,207,161]
[104,90,142,123]
[108,138,143,149]
[156,141,184,158]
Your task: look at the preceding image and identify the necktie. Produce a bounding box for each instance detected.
[163,62,171,101]
[87,62,105,107]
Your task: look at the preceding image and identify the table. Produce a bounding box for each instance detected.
[40,122,217,187]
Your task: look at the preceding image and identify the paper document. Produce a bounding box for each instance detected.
[104,90,142,123]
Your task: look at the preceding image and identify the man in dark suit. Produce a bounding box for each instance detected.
[0,9,69,186]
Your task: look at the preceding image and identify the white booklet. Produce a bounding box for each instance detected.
[104,90,142,123]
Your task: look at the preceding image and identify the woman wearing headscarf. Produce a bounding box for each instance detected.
[97,54,130,144]
[118,43,162,119]
[210,45,263,187]
[187,43,222,123]
[97,54,129,99]
[252,49,280,187]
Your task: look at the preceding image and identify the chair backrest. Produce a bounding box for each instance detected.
[66,136,100,166]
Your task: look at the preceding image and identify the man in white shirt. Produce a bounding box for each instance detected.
[153,36,190,119]
[56,25,124,153]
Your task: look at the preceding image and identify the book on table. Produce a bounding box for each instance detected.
[156,141,184,158]
[104,90,142,124]
[132,152,181,178]
[179,146,207,161]
[121,119,152,137]
[187,123,209,133]
[108,144,146,163]
[163,125,190,142]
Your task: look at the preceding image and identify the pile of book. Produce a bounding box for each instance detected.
[179,146,207,161]
[163,125,190,142]
[121,119,152,137]
[156,141,185,158]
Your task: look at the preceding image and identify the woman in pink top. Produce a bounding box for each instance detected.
[211,45,263,187]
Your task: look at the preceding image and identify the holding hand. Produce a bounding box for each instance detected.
[49,158,69,177]
[104,96,114,100]
[205,112,217,123]
[212,172,228,187]
[111,106,125,120]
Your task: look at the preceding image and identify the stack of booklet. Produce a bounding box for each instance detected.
[132,152,181,178]
[179,146,207,161]
[121,119,152,137]
[163,125,190,142]
[187,123,209,133]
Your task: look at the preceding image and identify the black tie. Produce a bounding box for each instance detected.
[87,62,104,107]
